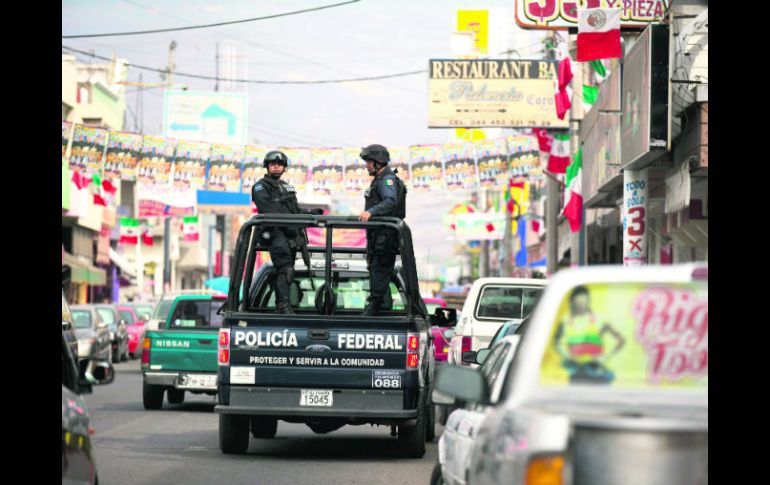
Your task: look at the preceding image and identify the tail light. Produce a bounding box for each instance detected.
[218,328,230,366]
[461,336,472,353]
[525,455,564,485]
[141,337,151,365]
[406,332,419,369]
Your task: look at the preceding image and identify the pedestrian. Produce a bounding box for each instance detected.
[358,144,407,316]
[252,150,323,314]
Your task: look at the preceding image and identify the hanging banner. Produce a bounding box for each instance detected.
[475,139,508,187]
[410,145,445,192]
[138,135,176,190]
[138,188,196,218]
[623,168,649,266]
[105,131,143,181]
[311,148,344,195]
[172,140,210,191]
[343,148,368,195]
[62,121,73,161]
[208,144,244,192]
[447,212,507,241]
[70,124,108,176]
[282,147,311,193]
[242,145,267,195]
[443,143,477,191]
[507,135,540,177]
[389,146,412,188]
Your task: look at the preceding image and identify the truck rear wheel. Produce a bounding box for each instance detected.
[167,388,185,404]
[220,414,250,454]
[142,382,164,410]
[250,417,278,439]
[398,407,426,458]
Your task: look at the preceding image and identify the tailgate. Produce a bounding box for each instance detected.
[224,315,410,390]
[147,329,219,372]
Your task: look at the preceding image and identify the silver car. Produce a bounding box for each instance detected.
[71,305,112,363]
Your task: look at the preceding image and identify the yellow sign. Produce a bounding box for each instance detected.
[428,59,569,128]
[457,10,488,54]
[455,128,486,142]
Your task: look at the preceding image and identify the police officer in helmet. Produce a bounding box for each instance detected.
[252,150,323,314]
[358,144,407,316]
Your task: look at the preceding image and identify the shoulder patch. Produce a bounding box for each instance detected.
[253,183,264,192]
[385,179,394,186]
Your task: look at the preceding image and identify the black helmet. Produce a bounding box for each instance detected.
[263,150,288,168]
[360,144,390,165]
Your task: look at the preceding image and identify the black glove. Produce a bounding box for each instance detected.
[310,208,324,215]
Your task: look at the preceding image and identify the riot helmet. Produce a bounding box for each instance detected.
[263,150,288,168]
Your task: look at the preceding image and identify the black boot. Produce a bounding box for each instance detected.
[275,299,295,315]
[361,296,382,317]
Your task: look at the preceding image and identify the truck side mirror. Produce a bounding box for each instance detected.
[430,307,458,327]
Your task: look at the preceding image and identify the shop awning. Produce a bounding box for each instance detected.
[62,251,106,286]
[109,248,136,278]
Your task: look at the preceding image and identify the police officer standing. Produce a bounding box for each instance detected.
[358,144,407,316]
[252,150,322,314]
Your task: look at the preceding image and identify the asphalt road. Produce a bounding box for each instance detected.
[86,359,442,485]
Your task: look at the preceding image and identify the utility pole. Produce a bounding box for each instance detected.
[162,40,176,293]
[545,33,559,275]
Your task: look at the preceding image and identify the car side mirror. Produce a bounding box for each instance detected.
[120,319,127,326]
[476,348,491,365]
[462,350,478,364]
[97,322,107,329]
[430,307,458,327]
[435,365,490,406]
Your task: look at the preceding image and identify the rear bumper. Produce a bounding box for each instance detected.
[143,371,218,391]
[215,386,419,420]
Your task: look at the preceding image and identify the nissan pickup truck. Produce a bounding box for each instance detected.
[215,215,457,457]
[141,293,226,409]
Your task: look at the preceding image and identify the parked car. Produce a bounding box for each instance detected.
[71,305,112,363]
[426,298,450,364]
[432,335,522,485]
[435,264,708,485]
[131,303,154,322]
[448,278,545,367]
[93,304,129,362]
[62,291,78,360]
[62,326,115,484]
[116,304,146,359]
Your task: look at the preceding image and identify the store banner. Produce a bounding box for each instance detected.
[343,147,368,195]
[389,146,412,187]
[282,147,311,193]
[208,144,244,193]
[311,148,344,195]
[443,143,477,191]
[70,124,108,176]
[138,135,176,191]
[475,138,508,188]
[623,168,649,266]
[172,140,209,191]
[410,145,445,192]
[241,145,267,195]
[105,131,143,181]
[515,0,668,30]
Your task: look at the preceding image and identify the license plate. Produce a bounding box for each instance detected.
[178,374,217,390]
[300,389,333,407]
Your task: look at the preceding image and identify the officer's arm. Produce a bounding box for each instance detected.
[366,177,398,216]
[251,183,272,214]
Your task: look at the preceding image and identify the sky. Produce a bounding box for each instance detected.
[62,0,547,280]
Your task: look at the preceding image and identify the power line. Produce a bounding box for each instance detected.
[62,0,362,38]
[63,45,427,84]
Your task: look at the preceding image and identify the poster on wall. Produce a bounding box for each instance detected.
[137,135,176,190]
[62,121,73,161]
[105,131,143,181]
[311,148,344,195]
[343,147,368,195]
[389,146,412,187]
[282,147,311,193]
[475,138,508,187]
[507,135,540,177]
[410,145,444,192]
[208,144,244,192]
[623,168,649,266]
[443,143,477,191]
[70,124,108,176]
[172,140,210,191]
[242,145,267,195]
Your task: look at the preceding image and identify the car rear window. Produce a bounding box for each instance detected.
[153,299,174,320]
[476,286,543,321]
[539,282,708,390]
[96,308,116,325]
[119,311,135,324]
[169,299,225,328]
[133,305,153,319]
[72,310,92,329]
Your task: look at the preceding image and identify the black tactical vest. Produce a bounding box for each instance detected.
[364,170,406,219]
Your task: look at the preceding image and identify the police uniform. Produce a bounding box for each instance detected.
[364,166,407,313]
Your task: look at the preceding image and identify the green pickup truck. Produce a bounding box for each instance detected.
[141,294,227,410]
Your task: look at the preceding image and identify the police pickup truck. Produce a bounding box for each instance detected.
[215,215,456,457]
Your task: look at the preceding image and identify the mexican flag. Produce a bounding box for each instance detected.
[142,228,154,246]
[577,8,622,62]
[120,217,139,245]
[583,84,600,112]
[563,148,583,233]
[92,173,107,206]
[548,132,571,174]
[554,55,573,120]
[183,216,200,242]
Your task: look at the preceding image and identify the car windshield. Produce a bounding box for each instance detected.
[476,286,543,320]
[96,307,116,326]
[119,310,136,324]
[133,305,153,319]
[169,299,226,328]
[153,299,174,320]
[72,310,92,329]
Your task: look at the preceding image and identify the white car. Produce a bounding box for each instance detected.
[448,278,545,366]
[436,264,708,485]
[434,335,521,485]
